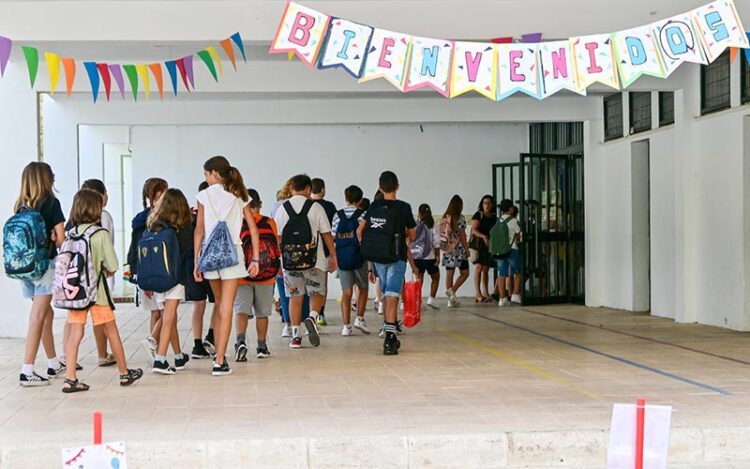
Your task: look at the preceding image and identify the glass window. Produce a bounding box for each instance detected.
[629,92,652,134]
[742,52,750,105]
[701,50,731,114]
[659,92,675,127]
[604,93,623,141]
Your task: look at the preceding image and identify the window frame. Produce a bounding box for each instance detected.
[604,93,624,142]
[700,50,731,115]
[742,52,750,105]
[629,92,652,135]
[658,92,675,127]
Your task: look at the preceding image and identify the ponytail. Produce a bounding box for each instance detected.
[203,156,248,202]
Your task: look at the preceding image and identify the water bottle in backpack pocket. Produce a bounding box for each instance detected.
[240,216,281,281]
[280,200,317,271]
[3,206,50,280]
[137,223,182,292]
[334,209,364,271]
[52,226,110,310]
[360,203,402,264]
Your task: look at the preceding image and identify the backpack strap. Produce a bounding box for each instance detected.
[283,200,296,218]
[336,209,347,221]
[299,199,314,218]
[98,261,116,310]
[351,209,363,220]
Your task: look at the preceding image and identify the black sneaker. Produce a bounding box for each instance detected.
[304,317,321,347]
[20,372,50,387]
[212,358,233,377]
[47,362,67,378]
[191,343,211,359]
[383,332,400,356]
[256,346,271,359]
[203,338,216,357]
[235,342,248,362]
[152,360,176,375]
[174,353,190,371]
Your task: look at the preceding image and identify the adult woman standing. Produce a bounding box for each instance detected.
[470,195,497,302]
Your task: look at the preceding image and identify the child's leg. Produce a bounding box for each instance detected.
[101,320,128,375]
[235,314,249,341]
[61,320,71,363]
[170,319,181,355]
[480,266,491,298]
[356,284,369,319]
[41,304,57,360]
[23,294,53,368]
[341,287,353,325]
[453,266,470,293]
[473,263,483,300]
[214,279,239,366]
[192,299,206,340]
[93,325,109,359]
[156,299,179,358]
[445,268,455,291]
[302,294,311,321]
[429,271,440,298]
[256,316,269,343]
[150,310,163,341]
[64,321,85,382]
[276,277,291,324]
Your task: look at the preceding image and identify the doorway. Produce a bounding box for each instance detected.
[631,139,650,311]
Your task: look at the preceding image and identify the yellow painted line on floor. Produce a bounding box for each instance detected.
[440,329,599,400]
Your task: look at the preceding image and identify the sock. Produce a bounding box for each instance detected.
[174,353,185,360]
[384,321,398,334]
[194,339,202,348]
[155,354,167,363]
[21,364,33,376]
[429,296,436,301]
[47,357,60,370]
[205,329,214,342]
[237,332,246,344]
[310,311,319,319]
[320,305,326,315]
[257,339,267,349]
[292,326,301,339]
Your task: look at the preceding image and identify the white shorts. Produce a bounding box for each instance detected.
[202,245,248,280]
[140,284,185,311]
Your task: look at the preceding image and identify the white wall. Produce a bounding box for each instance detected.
[130,123,529,299]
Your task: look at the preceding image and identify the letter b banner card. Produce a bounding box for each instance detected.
[270,2,331,68]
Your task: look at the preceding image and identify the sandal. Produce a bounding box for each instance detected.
[60,360,83,371]
[98,353,117,367]
[119,368,144,387]
[481,297,494,303]
[62,378,90,394]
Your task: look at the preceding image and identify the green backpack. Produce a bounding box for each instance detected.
[489,217,513,258]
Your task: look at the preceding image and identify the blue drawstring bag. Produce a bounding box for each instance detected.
[198,220,238,273]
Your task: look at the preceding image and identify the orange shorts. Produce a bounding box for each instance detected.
[68,305,115,326]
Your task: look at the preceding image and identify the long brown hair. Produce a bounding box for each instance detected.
[418,203,434,229]
[70,189,103,226]
[15,162,55,212]
[443,195,464,229]
[147,188,192,231]
[142,178,168,209]
[204,156,249,202]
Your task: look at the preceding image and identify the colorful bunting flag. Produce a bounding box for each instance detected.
[62,58,76,96]
[136,64,150,99]
[175,58,191,92]
[497,43,541,100]
[230,32,247,62]
[450,41,497,99]
[692,0,749,63]
[96,63,112,101]
[318,18,374,78]
[404,36,454,97]
[197,50,218,82]
[123,65,138,101]
[269,1,331,68]
[44,52,61,95]
[165,60,179,96]
[83,62,100,103]
[149,63,164,100]
[522,33,543,44]
[745,33,750,62]
[108,64,125,100]
[22,46,39,87]
[538,40,583,98]
[612,25,666,88]
[652,13,707,77]
[360,28,411,91]
[207,46,224,75]
[220,38,237,70]
[0,36,11,77]
[570,34,620,92]
[183,55,195,89]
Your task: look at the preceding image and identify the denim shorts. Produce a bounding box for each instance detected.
[373,260,407,297]
[496,249,521,277]
[21,265,55,299]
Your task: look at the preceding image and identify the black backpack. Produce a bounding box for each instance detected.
[360,202,402,264]
[280,200,317,271]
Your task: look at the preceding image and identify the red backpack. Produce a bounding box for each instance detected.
[240,216,281,282]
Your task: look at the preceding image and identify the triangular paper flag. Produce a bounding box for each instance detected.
[197,50,218,81]
[183,55,195,89]
[108,64,125,100]
[175,58,191,92]
[44,52,61,95]
[165,60,178,96]
[22,46,39,88]
[96,63,112,101]
[149,63,164,100]
[230,32,246,62]
[206,47,224,75]
[220,38,237,70]
[123,65,139,101]
[288,51,295,61]
[62,58,76,96]
[730,48,739,64]
[83,61,100,103]
[136,65,150,99]
[0,36,12,77]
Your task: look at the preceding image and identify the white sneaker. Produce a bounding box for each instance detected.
[141,337,157,364]
[281,325,291,338]
[353,317,371,334]
[427,297,439,310]
[377,302,384,315]
[511,294,522,304]
[448,297,461,308]
[341,325,353,336]
[446,288,455,300]
[498,298,511,307]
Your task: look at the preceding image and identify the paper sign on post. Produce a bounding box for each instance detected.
[607,404,672,469]
[62,441,128,468]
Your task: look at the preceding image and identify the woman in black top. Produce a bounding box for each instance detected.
[470,195,497,303]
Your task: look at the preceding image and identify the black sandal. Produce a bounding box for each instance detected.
[119,368,143,387]
[62,378,90,393]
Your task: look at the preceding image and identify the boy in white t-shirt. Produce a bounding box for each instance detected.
[274,174,338,349]
[496,199,522,306]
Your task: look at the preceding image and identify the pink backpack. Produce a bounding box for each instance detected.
[438,216,459,252]
[53,225,110,310]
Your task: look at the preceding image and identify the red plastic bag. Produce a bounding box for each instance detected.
[403,279,422,328]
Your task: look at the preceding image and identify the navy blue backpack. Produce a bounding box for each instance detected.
[334,209,364,271]
[137,223,181,293]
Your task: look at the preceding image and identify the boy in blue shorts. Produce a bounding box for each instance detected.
[496,199,522,306]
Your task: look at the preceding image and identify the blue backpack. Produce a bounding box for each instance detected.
[335,209,364,271]
[137,223,181,293]
[3,206,50,280]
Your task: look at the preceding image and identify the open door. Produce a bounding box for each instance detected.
[519,153,585,305]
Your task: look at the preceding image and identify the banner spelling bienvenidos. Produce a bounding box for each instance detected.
[271,0,749,101]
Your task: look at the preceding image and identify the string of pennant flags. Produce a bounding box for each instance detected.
[0,33,246,102]
[270,0,750,101]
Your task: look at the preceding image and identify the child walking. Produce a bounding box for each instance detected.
[233,189,279,361]
[11,162,65,386]
[333,185,370,336]
[142,189,194,374]
[59,189,143,392]
[412,204,441,310]
[440,195,470,308]
[193,156,260,376]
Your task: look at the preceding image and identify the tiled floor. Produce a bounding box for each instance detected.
[1,301,749,449]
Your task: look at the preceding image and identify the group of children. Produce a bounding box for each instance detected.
[9,158,523,390]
